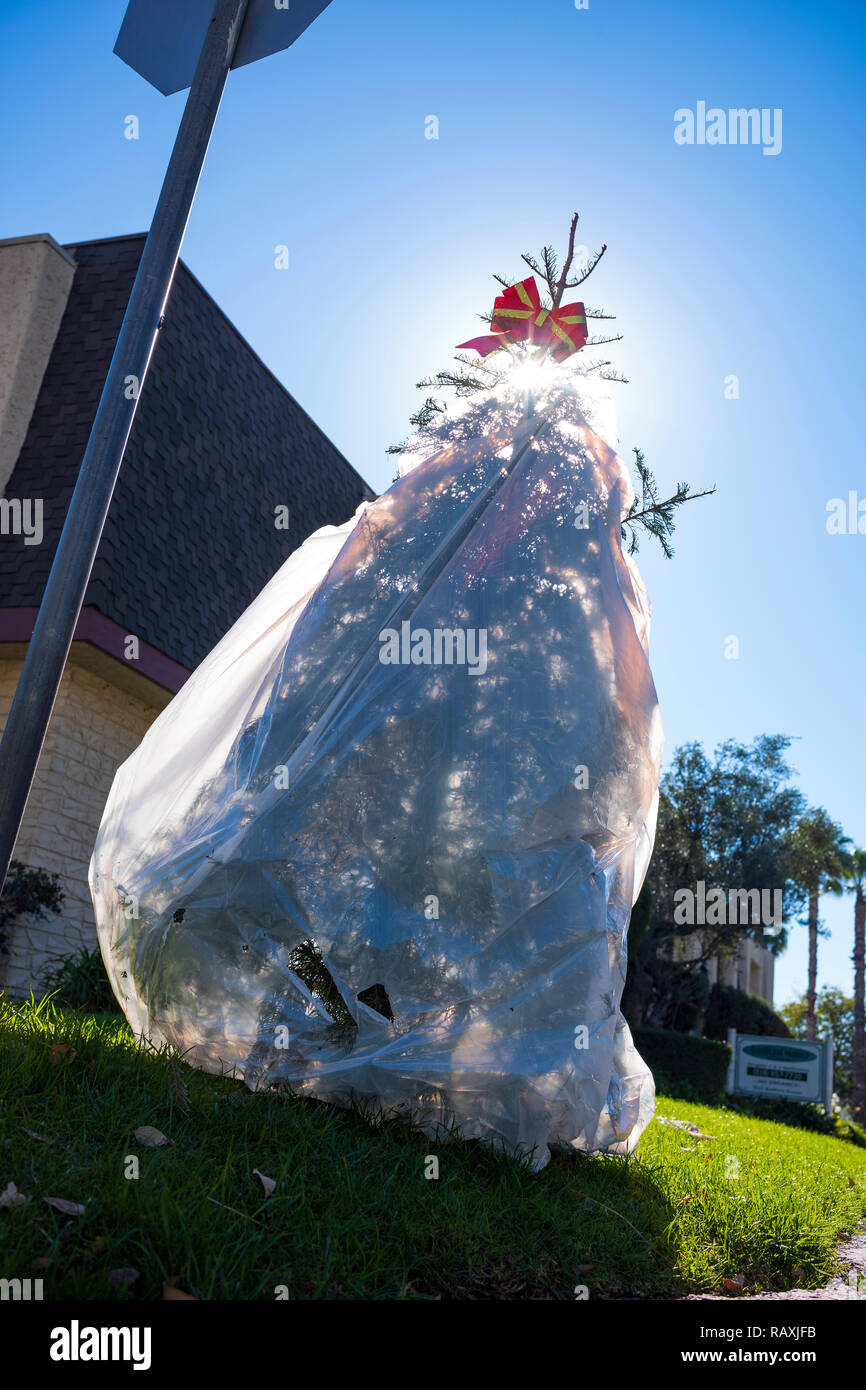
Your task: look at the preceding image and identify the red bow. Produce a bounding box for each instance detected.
[456,276,588,363]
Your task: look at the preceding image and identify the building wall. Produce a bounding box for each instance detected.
[675,928,776,1007]
[0,653,162,994]
[705,936,775,1006]
[0,235,75,496]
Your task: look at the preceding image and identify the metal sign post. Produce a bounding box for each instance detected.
[0,0,334,893]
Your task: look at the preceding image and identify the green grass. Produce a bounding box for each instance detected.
[1,993,864,1300]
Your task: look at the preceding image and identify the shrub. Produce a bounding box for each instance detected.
[632,1025,731,1101]
[779,987,854,1107]
[0,859,64,957]
[703,982,790,1042]
[721,1092,866,1149]
[40,945,119,1014]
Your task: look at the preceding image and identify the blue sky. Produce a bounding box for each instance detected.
[2,0,865,1006]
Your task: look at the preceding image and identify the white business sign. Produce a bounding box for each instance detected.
[730,1033,831,1107]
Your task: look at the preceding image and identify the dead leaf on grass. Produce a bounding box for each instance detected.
[133,1125,173,1147]
[656,1116,715,1141]
[44,1196,85,1216]
[0,1182,26,1207]
[23,1129,52,1143]
[108,1267,140,1288]
[51,1041,77,1065]
[724,1274,745,1293]
[252,1168,276,1197]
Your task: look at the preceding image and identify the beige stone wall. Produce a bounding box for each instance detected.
[0,235,76,496]
[677,929,776,1008]
[0,651,165,994]
[705,937,775,1006]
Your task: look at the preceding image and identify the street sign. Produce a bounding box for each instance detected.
[115,0,335,96]
[727,1032,833,1109]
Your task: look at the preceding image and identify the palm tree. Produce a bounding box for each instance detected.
[791,810,851,1040]
[843,848,866,1124]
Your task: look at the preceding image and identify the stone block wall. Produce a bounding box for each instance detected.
[0,653,161,994]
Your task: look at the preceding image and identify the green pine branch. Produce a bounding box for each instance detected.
[621,448,716,559]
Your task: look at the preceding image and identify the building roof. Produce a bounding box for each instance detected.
[0,234,374,673]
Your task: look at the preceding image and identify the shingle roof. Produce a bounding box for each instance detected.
[0,234,374,670]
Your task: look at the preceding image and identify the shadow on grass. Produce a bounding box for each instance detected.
[0,994,682,1300]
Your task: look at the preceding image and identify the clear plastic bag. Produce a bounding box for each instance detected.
[90,366,663,1169]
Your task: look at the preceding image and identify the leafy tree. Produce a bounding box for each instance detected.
[790,810,851,1040]
[625,736,807,1029]
[779,986,854,1106]
[390,212,715,558]
[704,982,790,1041]
[0,859,64,960]
[842,848,866,1123]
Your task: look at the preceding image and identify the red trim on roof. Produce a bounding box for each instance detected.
[0,606,190,694]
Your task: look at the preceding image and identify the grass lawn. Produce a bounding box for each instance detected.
[1,993,864,1301]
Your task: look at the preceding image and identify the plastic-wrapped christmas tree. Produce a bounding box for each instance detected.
[90,217,670,1169]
